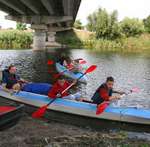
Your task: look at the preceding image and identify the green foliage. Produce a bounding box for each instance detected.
[0,30,33,49]
[143,15,150,33]
[86,33,150,52]
[120,18,145,37]
[87,12,97,32]
[87,8,122,39]
[56,30,83,48]
[73,20,84,30]
[16,23,27,30]
[86,39,123,52]
[87,7,147,39]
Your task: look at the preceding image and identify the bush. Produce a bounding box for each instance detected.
[143,15,150,33]
[120,18,145,37]
[0,30,33,49]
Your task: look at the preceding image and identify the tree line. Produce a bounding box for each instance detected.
[74,8,150,40]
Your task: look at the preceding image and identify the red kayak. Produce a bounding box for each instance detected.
[0,105,24,131]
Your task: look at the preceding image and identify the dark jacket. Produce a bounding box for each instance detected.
[2,69,20,89]
[91,83,113,105]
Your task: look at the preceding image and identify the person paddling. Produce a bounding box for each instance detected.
[91,77,125,105]
[58,56,82,73]
[48,75,82,101]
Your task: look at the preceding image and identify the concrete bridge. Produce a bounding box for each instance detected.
[0,0,81,50]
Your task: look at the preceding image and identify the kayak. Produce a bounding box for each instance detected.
[55,63,88,84]
[0,88,149,132]
[0,105,24,131]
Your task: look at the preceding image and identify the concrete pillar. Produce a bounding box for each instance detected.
[31,24,47,50]
[33,30,46,50]
[48,32,56,43]
[46,31,61,48]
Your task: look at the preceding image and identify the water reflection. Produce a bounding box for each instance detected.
[0,49,150,108]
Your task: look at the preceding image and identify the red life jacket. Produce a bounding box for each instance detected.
[91,83,113,105]
[48,81,70,98]
[66,63,74,70]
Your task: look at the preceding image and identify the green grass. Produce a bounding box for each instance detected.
[0,30,33,49]
[81,33,150,53]
[0,29,150,53]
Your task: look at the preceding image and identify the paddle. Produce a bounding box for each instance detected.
[53,66,74,79]
[79,60,87,64]
[53,59,87,79]
[96,87,140,115]
[47,59,54,65]
[32,65,97,118]
[61,65,97,94]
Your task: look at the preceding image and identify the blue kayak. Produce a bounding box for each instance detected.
[0,88,149,127]
[56,63,88,84]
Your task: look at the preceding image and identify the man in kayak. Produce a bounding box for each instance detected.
[1,64,51,95]
[48,75,82,101]
[1,65,27,92]
[91,77,125,105]
[1,65,81,99]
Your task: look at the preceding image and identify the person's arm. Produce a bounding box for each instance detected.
[16,74,28,83]
[48,83,58,98]
[112,89,126,95]
[1,74,11,93]
[19,78,29,83]
[63,60,67,67]
[1,83,12,93]
[100,89,121,101]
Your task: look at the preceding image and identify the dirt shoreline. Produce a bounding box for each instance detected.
[0,115,150,147]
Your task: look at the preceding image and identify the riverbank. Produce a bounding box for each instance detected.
[0,29,150,53]
[57,29,150,53]
[0,115,150,147]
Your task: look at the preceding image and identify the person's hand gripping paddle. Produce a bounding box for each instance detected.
[32,65,97,118]
[96,87,140,115]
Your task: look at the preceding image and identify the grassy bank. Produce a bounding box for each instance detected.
[0,30,33,49]
[86,34,150,53]
[57,29,150,53]
[0,29,150,53]
[56,28,94,48]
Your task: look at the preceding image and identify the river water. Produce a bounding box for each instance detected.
[0,49,150,109]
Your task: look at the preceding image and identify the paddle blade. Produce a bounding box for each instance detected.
[85,65,97,74]
[96,102,109,115]
[130,87,140,93]
[79,60,87,64]
[47,60,54,65]
[32,105,48,118]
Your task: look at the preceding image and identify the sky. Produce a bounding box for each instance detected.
[0,0,150,28]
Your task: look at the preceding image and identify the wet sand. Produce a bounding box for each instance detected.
[0,115,150,147]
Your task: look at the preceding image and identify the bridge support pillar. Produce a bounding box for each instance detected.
[46,31,61,48]
[48,32,56,42]
[31,24,47,50]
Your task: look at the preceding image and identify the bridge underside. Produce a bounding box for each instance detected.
[0,0,81,50]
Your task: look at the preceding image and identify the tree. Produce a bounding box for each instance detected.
[73,20,84,30]
[86,8,121,39]
[143,15,150,33]
[86,11,98,32]
[16,22,27,30]
[120,18,145,37]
